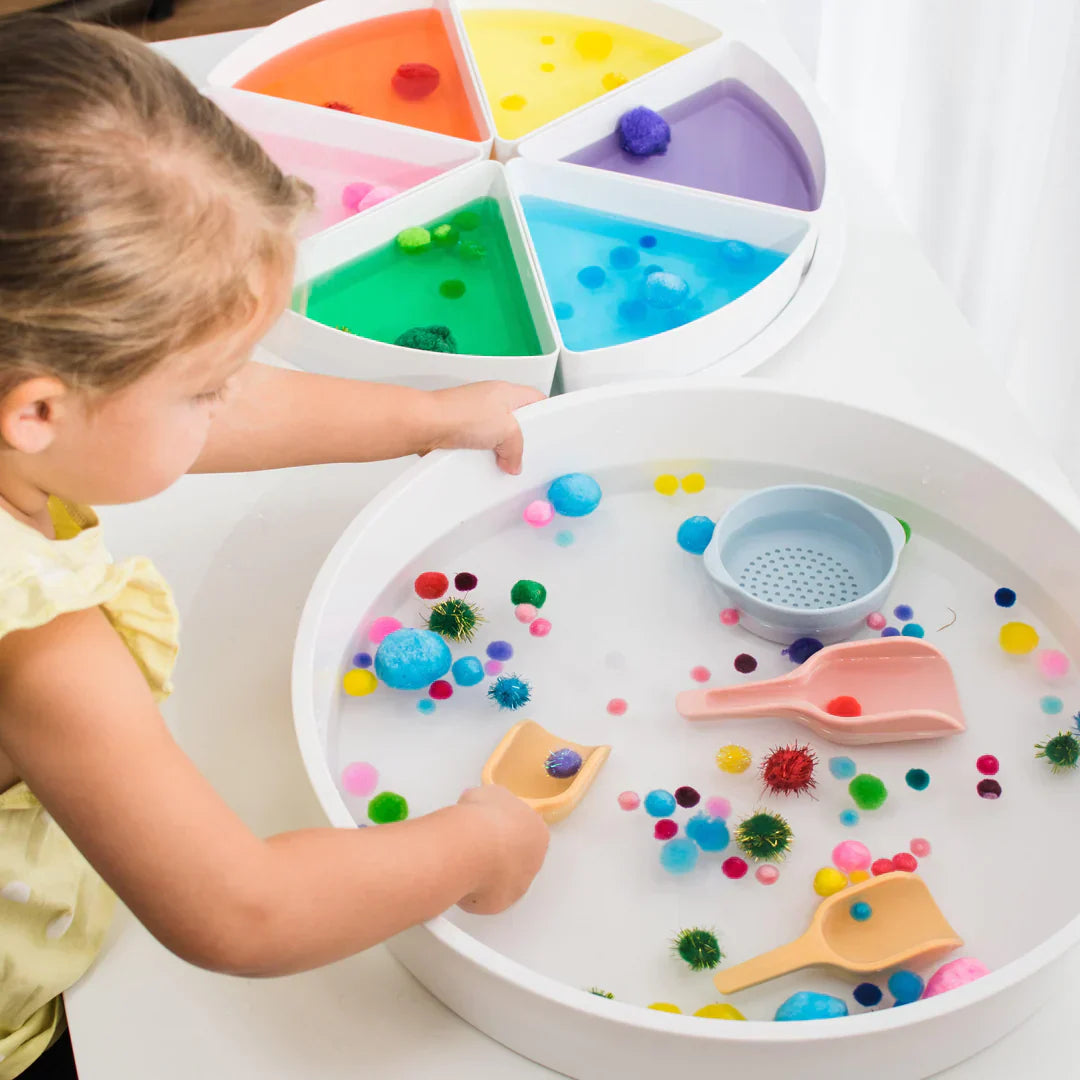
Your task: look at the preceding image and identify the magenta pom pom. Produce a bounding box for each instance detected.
[523,499,555,527]
[368,616,403,643]
[530,618,552,637]
[342,181,374,212]
[922,957,990,999]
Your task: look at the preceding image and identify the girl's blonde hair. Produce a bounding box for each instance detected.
[0,15,313,396]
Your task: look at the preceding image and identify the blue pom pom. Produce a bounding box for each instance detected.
[881,627,901,637]
[545,747,583,778]
[548,473,602,517]
[994,586,1016,607]
[829,756,857,780]
[677,515,716,555]
[486,640,513,661]
[553,301,574,320]
[577,265,606,289]
[353,651,372,668]
[685,813,730,852]
[609,245,640,269]
[853,982,883,1007]
[644,271,689,309]
[839,808,860,827]
[451,656,484,687]
[618,299,648,323]
[775,991,849,1022]
[644,789,677,817]
[617,106,671,157]
[488,674,531,710]
[718,239,755,268]
[374,628,452,690]
[659,836,699,874]
[901,622,925,638]
[786,637,824,664]
[850,901,873,922]
[888,970,924,1005]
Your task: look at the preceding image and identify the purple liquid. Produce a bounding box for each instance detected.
[567,80,819,211]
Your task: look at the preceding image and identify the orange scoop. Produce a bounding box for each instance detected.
[714,873,962,994]
[677,638,965,744]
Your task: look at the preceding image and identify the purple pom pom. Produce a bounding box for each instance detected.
[617,107,671,157]
[545,747,583,778]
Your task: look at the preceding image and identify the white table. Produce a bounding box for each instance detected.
[64,14,1080,1080]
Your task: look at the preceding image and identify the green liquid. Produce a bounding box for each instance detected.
[303,197,543,357]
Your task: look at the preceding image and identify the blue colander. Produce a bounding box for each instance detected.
[702,485,907,644]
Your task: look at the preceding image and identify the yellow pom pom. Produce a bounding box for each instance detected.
[849,869,870,884]
[601,71,628,91]
[342,669,378,697]
[681,473,706,494]
[648,1002,681,1013]
[500,94,527,111]
[693,1003,746,1020]
[574,30,613,60]
[716,744,753,774]
[654,473,679,496]
[999,621,1039,655]
[813,866,848,897]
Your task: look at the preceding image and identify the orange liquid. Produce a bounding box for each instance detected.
[236,10,482,141]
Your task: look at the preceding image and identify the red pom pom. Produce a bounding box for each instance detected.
[825,695,862,717]
[722,856,748,879]
[414,571,449,599]
[391,62,441,101]
[760,743,817,796]
[324,100,355,112]
[654,819,678,840]
[429,680,453,700]
[871,857,895,876]
[892,852,918,872]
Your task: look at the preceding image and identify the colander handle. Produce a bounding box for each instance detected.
[676,681,803,720]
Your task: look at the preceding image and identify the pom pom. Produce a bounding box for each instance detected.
[609,245,639,269]
[645,271,689,309]
[825,696,862,717]
[488,674,531,710]
[486,641,513,662]
[866,612,886,630]
[648,1002,681,1013]
[577,265,606,288]
[894,604,914,622]
[760,743,817,797]
[901,623,925,638]
[374,629,451,690]
[396,226,432,254]
[356,185,396,211]
[705,796,730,819]
[617,791,640,810]
[606,697,628,715]
[429,679,453,700]
[850,902,873,921]
[785,637,824,664]
[910,837,931,857]
[453,210,480,231]
[755,864,780,884]
[673,928,723,971]
[832,840,871,873]
[676,515,716,555]
[694,1003,745,1020]
[892,852,918,872]
[617,106,671,157]
[660,837,699,874]
[644,789,677,817]
[523,499,555,527]
[511,579,547,608]
[718,239,755,268]
[432,223,459,246]
[451,656,484,687]
[922,957,990,999]
[392,61,441,100]
[545,747,582,778]
[368,791,409,823]
[588,987,615,999]
[887,970,924,1006]
[512,605,536,626]
[342,668,378,697]
[994,587,1016,607]
[775,991,848,1022]
[735,810,793,862]
[976,754,999,775]
[716,744,752,774]
[719,608,740,626]
[999,621,1039,654]
[733,653,758,674]
[905,768,931,790]
[353,652,372,668]
[654,818,678,840]
[813,867,847,897]
[871,858,894,876]
[341,761,378,796]
[853,982,883,1007]
[548,473,602,517]
[574,30,613,60]
[454,572,478,591]
[395,325,457,353]
[685,813,729,852]
[369,615,403,642]
[439,279,466,299]
[427,597,483,642]
[977,778,1003,798]
[414,572,448,599]
[342,181,374,212]
[674,785,700,808]
[324,100,354,112]
[529,618,552,637]
[722,856,748,879]
[1039,649,1070,679]
[1035,731,1080,772]
[828,756,857,779]
[848,773,887,810]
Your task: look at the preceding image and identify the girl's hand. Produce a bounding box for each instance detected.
[426,381,545,475]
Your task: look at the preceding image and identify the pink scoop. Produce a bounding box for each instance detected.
[677,638,966,744]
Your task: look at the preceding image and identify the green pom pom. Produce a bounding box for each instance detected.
[511,579,547,608]
[396,226,431,254]
[368,791,408,823]
[452,210,480,231]
[673,928,723,972]
[394,325,457,353]
[432,223,459,246]
[896,517,911,544]
[848,773,888,810]
[587,987,614,999]
[1036,731,1080,773]
[427,597,483,642]
[734,811,793,862]
[459,240,486,261]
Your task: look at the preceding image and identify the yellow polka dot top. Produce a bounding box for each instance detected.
[0,498,178,1078]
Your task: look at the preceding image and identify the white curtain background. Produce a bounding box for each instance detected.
[763,0,1080,481]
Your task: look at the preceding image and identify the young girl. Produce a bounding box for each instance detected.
[0,15,550,1077]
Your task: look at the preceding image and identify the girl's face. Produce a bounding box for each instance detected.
[13,264,291,508]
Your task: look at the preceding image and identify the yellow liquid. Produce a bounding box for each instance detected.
[462,9,693,140]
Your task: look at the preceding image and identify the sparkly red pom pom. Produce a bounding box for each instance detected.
[760,743,817,796]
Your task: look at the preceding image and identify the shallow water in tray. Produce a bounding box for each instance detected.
[331,464,1080,1020]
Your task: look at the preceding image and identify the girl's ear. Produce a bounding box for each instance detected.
[0,377,69,454]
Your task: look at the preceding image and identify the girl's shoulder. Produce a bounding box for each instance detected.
[0,498,179,700]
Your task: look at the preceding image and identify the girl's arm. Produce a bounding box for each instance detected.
[0,608,547,976]
[192,363,543,475]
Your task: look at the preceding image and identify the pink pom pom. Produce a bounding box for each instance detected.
[515,603,537,623]
[368,616,403,643]
[356,185,396,210]
[720,608,740,626]
[523,499,555,527]
[530,617,552,637]
[606,698,628,716]
[617,791,640,811]
[755,865,779,885]
[922,957,990,999]
[866,612,886,630]
[705,796,731,819]
[690,665,710,682]
[832,840,871,873]
[1038,649,1070,679]
[484,659,503,676]
[910,837,931,857]
[341,761,378,797]
[342,181,374,212]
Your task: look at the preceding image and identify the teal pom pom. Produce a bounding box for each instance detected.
[394,325,457,353]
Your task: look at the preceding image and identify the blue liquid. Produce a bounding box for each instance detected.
[520,196,788,352]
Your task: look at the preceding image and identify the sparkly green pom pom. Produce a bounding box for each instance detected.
[673,928,723,972]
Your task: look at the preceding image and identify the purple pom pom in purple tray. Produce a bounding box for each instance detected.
[617,106,671,157]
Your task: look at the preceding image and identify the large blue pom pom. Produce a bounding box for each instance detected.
[374,628,452,690]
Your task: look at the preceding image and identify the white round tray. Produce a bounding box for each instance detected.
[292,381,1080,1080]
